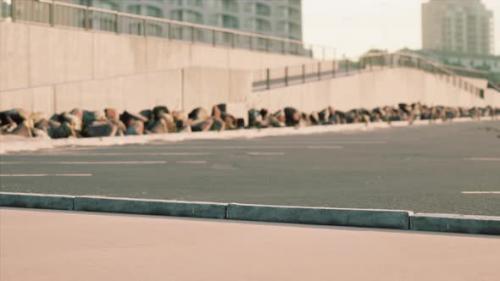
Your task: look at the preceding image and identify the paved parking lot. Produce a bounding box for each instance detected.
[1,120,500,215]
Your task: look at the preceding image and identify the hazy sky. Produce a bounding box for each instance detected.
[303,0,500,59]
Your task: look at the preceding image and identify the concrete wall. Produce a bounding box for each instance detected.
[0,22,315,94]
[0,67,251,116]
[249,68,500,113]
[0,21,308,115]
[1,22,498,118]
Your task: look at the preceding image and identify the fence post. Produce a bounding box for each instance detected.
[265,39,270,53]
[284,67,289,86]
[114,11,120,34]
[317,62,321,80]
[49,0,55,26]
[191,26,195,43]
[266,68,271,90]
[11,0,16,22]
[249,36,253,50]
[142,18,147,36]
[212,29,216,47]
[83,7,90,30]
[167,23,172,39]
[302,64,306,83]
[332,60,335,77]
[231,33,235,48]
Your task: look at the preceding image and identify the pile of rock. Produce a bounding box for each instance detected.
[0,103,497,138]
[247,104,498,129]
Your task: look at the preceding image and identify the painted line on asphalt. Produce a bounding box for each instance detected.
[12,152,214,157]
[57,161,169,165]
[306,145,343,150]
[274,141,387,145]
[464,157,500,162]
[0,161,168,165]
[247,152,285,156]
[462,191,500,195]
[0,173,93,177]
[175,160,208,164]
[95,145,341,150]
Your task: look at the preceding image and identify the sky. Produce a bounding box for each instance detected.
[303,0,500,59]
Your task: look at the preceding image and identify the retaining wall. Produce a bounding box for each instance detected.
[1,21,498,117]
[0,21,304,115]
[249,68,500,112]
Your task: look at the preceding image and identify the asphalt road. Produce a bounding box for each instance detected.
[1,120,500,216]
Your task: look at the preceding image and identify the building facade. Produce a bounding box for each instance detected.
[70,0,302,41]
[422,0,494,55]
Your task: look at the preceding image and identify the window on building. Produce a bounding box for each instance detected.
[146,6,163,18]
[95,0,118,11]
[127,5,141,15]
[244,2,253,13]
[256,19,271,32]
[289,8,300,21]
[222,15,239,29]
[222,0,238,13]
[170,9,203,23]
[256,3,271,17]
[187,0,203,8]
[288,22,301,39]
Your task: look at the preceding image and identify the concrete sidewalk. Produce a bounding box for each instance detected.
[1,208,499,281]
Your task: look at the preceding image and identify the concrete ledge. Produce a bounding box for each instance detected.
[227,203,411,230]
[3,193,500,235]
[410,213,500,235]
[74,196,227,219]
[0,192,74,211]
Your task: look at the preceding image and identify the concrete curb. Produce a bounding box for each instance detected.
[1,192,500,235]
[227,203,411,230]
[410,213,500,235]
[74,196,227,219]
[0,192,75,211]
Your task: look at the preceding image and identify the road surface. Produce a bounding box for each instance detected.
[1,120,499,215]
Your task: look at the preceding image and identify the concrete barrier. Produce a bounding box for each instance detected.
[74,196,227,219]
[0,192,74,210]
[227,203,411,230]
[410,213,500,235]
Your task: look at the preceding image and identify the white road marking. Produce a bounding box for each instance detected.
[54,173,93,177]
[0,174,48,177]
[461,191,500,194]
[0,161,167,165]
[464,157,500,162]
[175,160,208,164]
[57,161,168,165]
[12,152,212,156]
[276,141,387,145]
[247,152,285,156]
[306,146,343,150]
[0,173,93,177]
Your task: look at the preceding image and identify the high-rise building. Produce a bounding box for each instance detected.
[422,0,494,55]
[69,0,303,41]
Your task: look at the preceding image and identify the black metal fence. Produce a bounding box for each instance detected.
[253,52,485,100]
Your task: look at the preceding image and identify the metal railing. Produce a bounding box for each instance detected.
[0,0,337,60]
[253,52,486,100]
